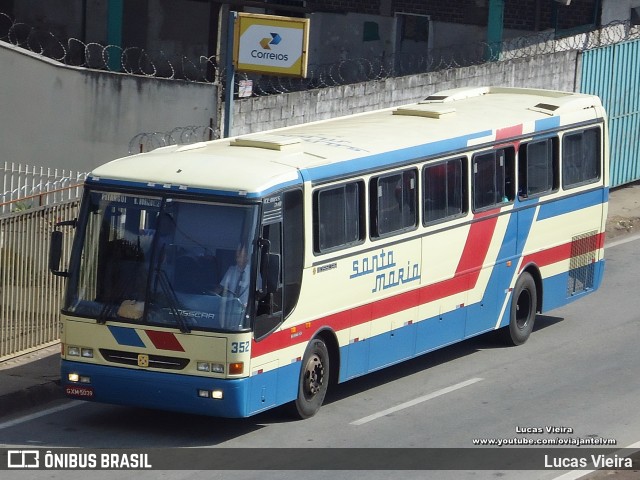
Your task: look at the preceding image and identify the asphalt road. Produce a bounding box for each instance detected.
[1,234,639,480]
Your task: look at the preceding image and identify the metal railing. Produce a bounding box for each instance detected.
[0,197,79,361]
[1,162,86,215]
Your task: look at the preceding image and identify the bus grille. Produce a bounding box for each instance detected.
[99,349,190,370]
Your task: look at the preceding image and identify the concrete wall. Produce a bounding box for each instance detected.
[1,34,579,173]
[601,0,640,25]
[0,41,217,172]
[230,49,579,136]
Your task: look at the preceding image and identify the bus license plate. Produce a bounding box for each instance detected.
[65,385,94,398]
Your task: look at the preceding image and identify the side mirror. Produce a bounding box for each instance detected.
[49,231,67,277]
[49,219,76,277]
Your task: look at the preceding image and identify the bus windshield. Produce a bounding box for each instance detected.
[65,189,261,332]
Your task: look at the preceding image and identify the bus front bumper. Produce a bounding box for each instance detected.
[61,359,251,418]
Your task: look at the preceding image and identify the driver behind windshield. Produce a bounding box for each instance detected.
[217,244,261,306]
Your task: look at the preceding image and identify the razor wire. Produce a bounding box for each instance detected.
[128,126,218,154]
[3,11,639,97]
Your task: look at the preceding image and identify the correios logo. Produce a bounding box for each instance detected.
[236,14,308,76]
[252,32,288,61]
[259,32,281,50]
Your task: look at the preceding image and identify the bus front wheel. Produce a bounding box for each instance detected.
[502,272,537,346]
[292,338,330,419]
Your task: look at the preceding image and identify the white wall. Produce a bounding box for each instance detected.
[0,41,217,172]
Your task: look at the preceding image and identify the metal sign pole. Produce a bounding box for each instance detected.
[223,11,237,138]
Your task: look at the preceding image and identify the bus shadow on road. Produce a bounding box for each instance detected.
[321,314,565,408]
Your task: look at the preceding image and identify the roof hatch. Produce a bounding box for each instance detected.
[230,134,302,151]
[393,103,456,119]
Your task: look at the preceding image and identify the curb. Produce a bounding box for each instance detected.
[0,380,64,421]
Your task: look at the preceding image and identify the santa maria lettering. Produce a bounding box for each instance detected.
[350,249,421,293]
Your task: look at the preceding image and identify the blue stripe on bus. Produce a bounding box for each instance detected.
[540,259,605,312]
[107,325,146,348]
[535,116,561,132]
[537,188,607,221]
[337,258,604,384]
[301,130,493,183]
[85,175,303,199]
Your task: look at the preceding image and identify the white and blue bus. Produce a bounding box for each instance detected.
[51,86,609,418]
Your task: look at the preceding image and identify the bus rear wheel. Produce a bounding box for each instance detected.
[292,338,330,419]
[502,272,537,346]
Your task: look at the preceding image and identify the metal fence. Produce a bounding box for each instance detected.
[0,198,79,361]
[1,162,86,215]
[581,38,640,187]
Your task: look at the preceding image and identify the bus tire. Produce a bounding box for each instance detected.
[502,272,537,346]
[292,338,330,419]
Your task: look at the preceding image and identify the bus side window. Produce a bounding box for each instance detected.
[562,128,601,189]
[472,147,515,211]
[518,137,558,199]
[370,168,418,237]
[313,181,365,253]
[423,157,467,225]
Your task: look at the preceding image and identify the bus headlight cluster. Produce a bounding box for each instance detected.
[197,389,224,400]
[67,345,94,358]
[67,373,91,383]
[197,361,225,374]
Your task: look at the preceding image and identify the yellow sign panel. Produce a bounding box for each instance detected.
[234,13,310,78]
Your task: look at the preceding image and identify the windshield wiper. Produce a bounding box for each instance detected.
[154,268,191,333]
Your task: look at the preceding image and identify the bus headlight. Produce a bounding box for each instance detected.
[211,390,223,400]
[197,362,225,374]
[67,345,94,358]
[197,389,224,400]
[81,348,94,358]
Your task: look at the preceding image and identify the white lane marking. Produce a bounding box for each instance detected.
[0,401,83,430]
[350,377,483,426]
[551,440,640,480]
[607,232,640,249]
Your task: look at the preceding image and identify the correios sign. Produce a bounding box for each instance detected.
[233,12,310,78]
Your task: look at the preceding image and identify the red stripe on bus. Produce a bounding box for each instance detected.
[145,330,185,352]
[495,124,523,143]
[252,211,501,358]
[520,232,605,271]
[252,233,604,359]
[455,210,499,282]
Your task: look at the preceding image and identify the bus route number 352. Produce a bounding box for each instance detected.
[231,341,250,354]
